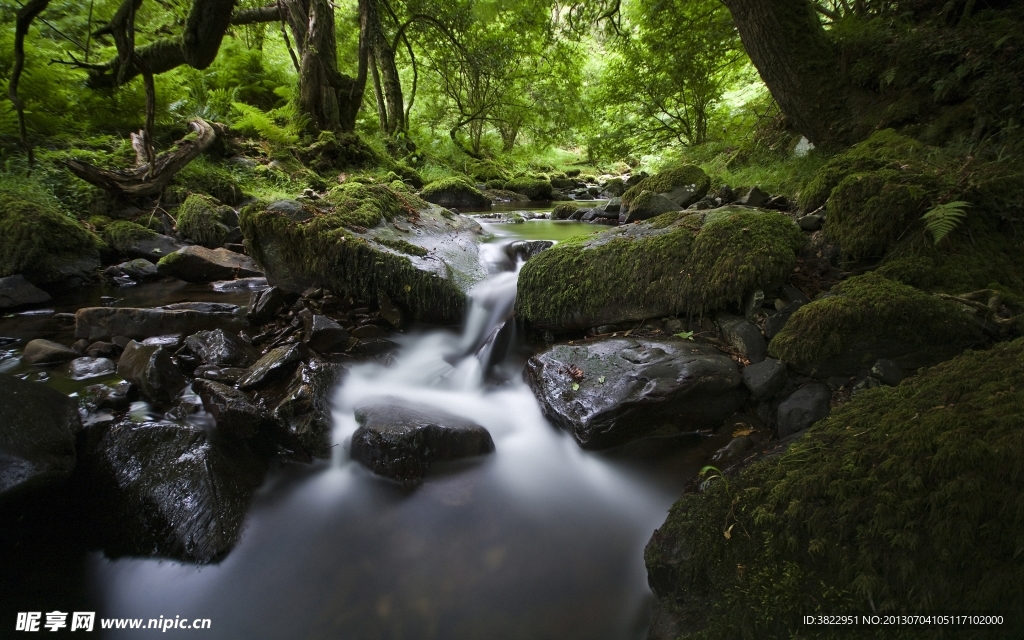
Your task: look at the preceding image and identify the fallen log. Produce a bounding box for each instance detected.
[65,118,216,198]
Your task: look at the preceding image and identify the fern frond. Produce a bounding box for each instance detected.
[231,102,299,147]
[921,200,970,244]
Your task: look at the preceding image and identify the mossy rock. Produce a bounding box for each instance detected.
[503,177,554,201]
[102,221,157,253]
[551,203,579,220]
[798,129,925,212]
[394,163,424,189]
[824,169,934,260]
[0,184,101,284]
[177,195,234,248]
[645,337,1024,638]
[515,207,805,331]
[468,160,508,183]
[621,164,710,213]
[240,183,486,325]
[602,177,626,197]
[174,160,244,205]
[768,272,980,376]
[419,177,490,209]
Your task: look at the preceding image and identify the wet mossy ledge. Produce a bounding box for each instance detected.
[768,272,981,376]
[176,194,235,248]
[0,183,102,285]
[515,207,805,331]
[239,182,487,325]
[645,338,1024,639]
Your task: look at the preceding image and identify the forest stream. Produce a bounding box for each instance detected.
[0,205,731,639]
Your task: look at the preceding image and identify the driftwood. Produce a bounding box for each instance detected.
[65,119,216,198]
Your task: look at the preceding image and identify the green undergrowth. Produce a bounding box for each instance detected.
[515,207,804,328]
[646,337,1024,639]
[0,181,101,282]
[174,157,244,205]
[176,194,233,248]
[768,272,978,366]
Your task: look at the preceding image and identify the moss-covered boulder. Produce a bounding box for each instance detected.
[620,165,710,222]
[768,272,980,376]
[550,202,579,220]
[240,182,487,325]
[176,194,236,248]
[645,338,1024,638]
[515,207,805,331]
[100,220,156,254]
[418,177,490,209]
[503,176,554,201]
[0,185,100,284]
[174,159,244,205]
[798,129,926,212]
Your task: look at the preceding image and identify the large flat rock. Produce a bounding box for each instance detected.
[75,306,244,342]
[525,337,746,449]
[156,246,263,283]
[241,187,487,325]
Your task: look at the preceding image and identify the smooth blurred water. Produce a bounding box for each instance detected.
[6,216,724,639]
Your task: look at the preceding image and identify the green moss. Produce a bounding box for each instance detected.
[103,221,157,253]
[503,177,554,201]
[515,207,805,328]
[768,272,977,366]
[469,160,509,182]
[687,211,806,313]
[485,179,506,190]
[395,163,424,189]
[377,238,428,257]
[799,129,925,212]
[550,203,579,220]
[602,177,626,196]
[239,184,464,324]
[621,164,710,208]
[647,338,1024,638]
[824,169,933,260]
[420,177,483,198]
[176,194,232,248]
[322,182,427,230]
[174,158,244,205]
[0,183,101,282]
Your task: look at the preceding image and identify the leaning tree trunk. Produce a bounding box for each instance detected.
[282,0,370,133]
[721,0,870,149]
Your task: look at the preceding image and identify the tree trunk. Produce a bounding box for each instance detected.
[282,0,369,133]
[366,0,406,135]
[721,0,870,148]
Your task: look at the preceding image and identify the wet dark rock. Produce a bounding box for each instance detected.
[267,359,345,460]
[351,338,398,357]
[525,337,746,449]
[506,240,554,263]
[193,365,247,384]
[68,357,116,380]
[85,341,119,358]
[852,375,884,395]
[75,306,244,342]
[871,358,904,386]
[765,195,790,210]
[738,186,769,208]
[238,343,307,391]
[377,290,403,329]
[111,335,132,349]
[303,315,349,353]
[266,199,313,222]
[718,315,767,364]
[84,420,266,563]
[162,301,241,314]
[352,324,386,340]
[742,357,788,400]
[764,301,804,340]
[192,379,266,439]
[21,339,80,365]
[618,193,678,224]
[116,341,186,403]
[140,334,184,350]
[351,404,495,485]
[184,329,258,368]
[247,286,299,324]
[123,233,183,261]
[156,246,263,283]
[78,383,131,414]
[211,277,267,292]
[777,383,831,438]
[0,275,51,310]
[116,258,159,281]
[0,373,80,501]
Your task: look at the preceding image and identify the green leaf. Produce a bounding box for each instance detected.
[572,382,580,391]
[921,201,970,244]
[675,330,695,340]
[597,376,606,384]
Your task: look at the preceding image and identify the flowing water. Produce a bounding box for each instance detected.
[1,210,727,639]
